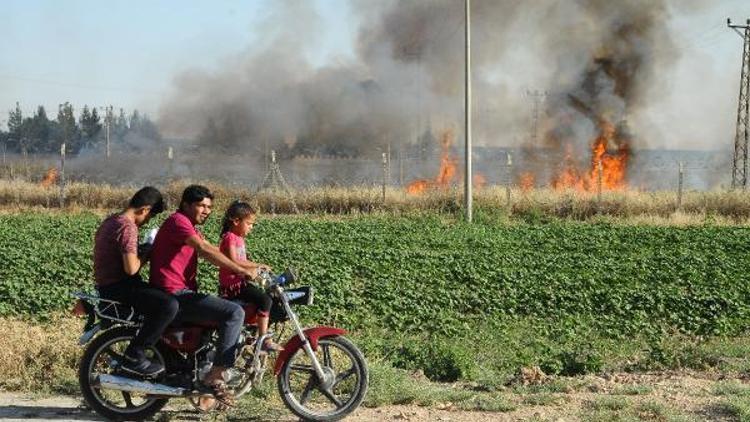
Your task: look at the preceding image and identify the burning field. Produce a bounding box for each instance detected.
[406,128,486,195]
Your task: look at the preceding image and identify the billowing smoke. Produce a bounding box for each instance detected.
[155,0,726,189]
[522,0,677,188]
[158,0,523,160]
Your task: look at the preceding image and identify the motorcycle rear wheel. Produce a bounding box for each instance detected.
[277,335,368,422]
[78,326,169,421]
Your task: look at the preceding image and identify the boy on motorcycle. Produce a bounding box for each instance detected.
[149,184,255,403]
[93,186,178,377]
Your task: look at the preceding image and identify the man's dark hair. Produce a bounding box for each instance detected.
[180,185,214,210]
[128,186,165,215]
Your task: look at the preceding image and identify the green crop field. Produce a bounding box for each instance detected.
[1,211,749,383]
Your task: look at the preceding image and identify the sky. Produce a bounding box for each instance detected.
[0,0,358,121]
[1,0,750,150]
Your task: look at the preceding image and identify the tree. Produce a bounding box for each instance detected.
[79,105,102,150]
[28,106,52,153]
[129,110,141,133]
[7,102,25,153]
[56,102,80,153]
[136,114,161,143]
[113,108,129,142]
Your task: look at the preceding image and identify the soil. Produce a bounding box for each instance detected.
[0,372,747,421]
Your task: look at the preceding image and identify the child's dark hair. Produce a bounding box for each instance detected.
[221,200,256,236]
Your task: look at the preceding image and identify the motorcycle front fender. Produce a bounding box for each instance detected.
[273,326,347,376]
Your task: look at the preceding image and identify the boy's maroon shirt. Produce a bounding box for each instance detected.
[93,214,138,287]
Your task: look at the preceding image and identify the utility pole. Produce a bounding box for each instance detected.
[728,18,750,189]
[59,143,66,208]
[525,90,548,146]
[382,152,388,202]
[464,0,473,222]
[258,150,299,214]
[106,105,113,159]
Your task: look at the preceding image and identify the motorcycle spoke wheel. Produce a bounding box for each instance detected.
[279,336,368,421]
[88,335,162,414]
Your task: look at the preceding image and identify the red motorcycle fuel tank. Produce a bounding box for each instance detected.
[161,326,204,352]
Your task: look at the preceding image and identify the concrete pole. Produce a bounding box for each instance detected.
[464,0,473,222]
[59,143,66,208]
[382,152,387,202]
[506,152,512,208]
[597,160,603,203]
[677,161,684,209]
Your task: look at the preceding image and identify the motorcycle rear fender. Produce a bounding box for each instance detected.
[273,326,347,376]
[79,322,101,345]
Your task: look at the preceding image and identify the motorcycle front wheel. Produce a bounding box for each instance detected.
[78,326,169,421]
[277,335,368,422]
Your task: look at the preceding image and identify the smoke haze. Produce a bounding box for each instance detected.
[153,0,736,188]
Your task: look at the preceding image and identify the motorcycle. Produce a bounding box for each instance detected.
[72,269,368,421]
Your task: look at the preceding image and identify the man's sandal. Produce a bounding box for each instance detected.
[207,380,236,407]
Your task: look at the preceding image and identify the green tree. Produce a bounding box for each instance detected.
[136,114,161,143]
[79,105,102,149]
[129,110,141,133]
[113,108,129,142]
[56,102,80,153]
[7,102,26,153]
[28,106,53,153]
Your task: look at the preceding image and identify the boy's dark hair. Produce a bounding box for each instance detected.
[128,186,165,215]
[221,200,256,236]
[180,185,214,210]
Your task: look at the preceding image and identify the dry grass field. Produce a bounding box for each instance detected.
[1,179,749,224]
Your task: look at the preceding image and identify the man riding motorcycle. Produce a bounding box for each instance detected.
[149,184,255,402]
[93,186,178,377]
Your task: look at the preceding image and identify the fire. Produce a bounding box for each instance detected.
[435,130,458,187]
[406,179,430,194]
[405,128,486,195]
[472,174,486,189]
[40,168,58,188]
[519,172,535,192]
[549,121,628,192]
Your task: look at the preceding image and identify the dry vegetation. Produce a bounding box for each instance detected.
[1,179,750,224]
[0,317,82,393]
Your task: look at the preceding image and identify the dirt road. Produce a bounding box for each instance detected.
[0,372,748,421]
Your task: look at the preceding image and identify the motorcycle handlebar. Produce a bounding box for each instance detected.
[257,267,298,291]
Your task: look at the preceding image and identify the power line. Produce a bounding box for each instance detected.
[728,18,750,189]
[0,74,165,97]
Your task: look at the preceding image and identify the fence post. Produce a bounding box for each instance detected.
[382,152,387,202]
[597,160,603,203]
[677,161,684,210]
[167,146,174,178]
[506,152,513,208]
[399,144,404,187]
[59,143,66,208]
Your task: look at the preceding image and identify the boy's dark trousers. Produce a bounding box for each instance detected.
[97,275,179,357]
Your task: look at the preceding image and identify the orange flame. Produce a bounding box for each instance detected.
[40,168,58,188]
[472,174,486,189]
[405,128,487,194]
[550,121,628,192]
[406,179,430,194]
[519,172,535,192]
[435,129,458,188]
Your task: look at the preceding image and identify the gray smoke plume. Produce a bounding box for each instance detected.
[157,0,524,160]
[519,0,678,188]
[154,0,729,189]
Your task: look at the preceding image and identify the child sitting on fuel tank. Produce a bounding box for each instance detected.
[218,201,283,352]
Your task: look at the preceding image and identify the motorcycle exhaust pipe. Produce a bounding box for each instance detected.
[96,374,186,397]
